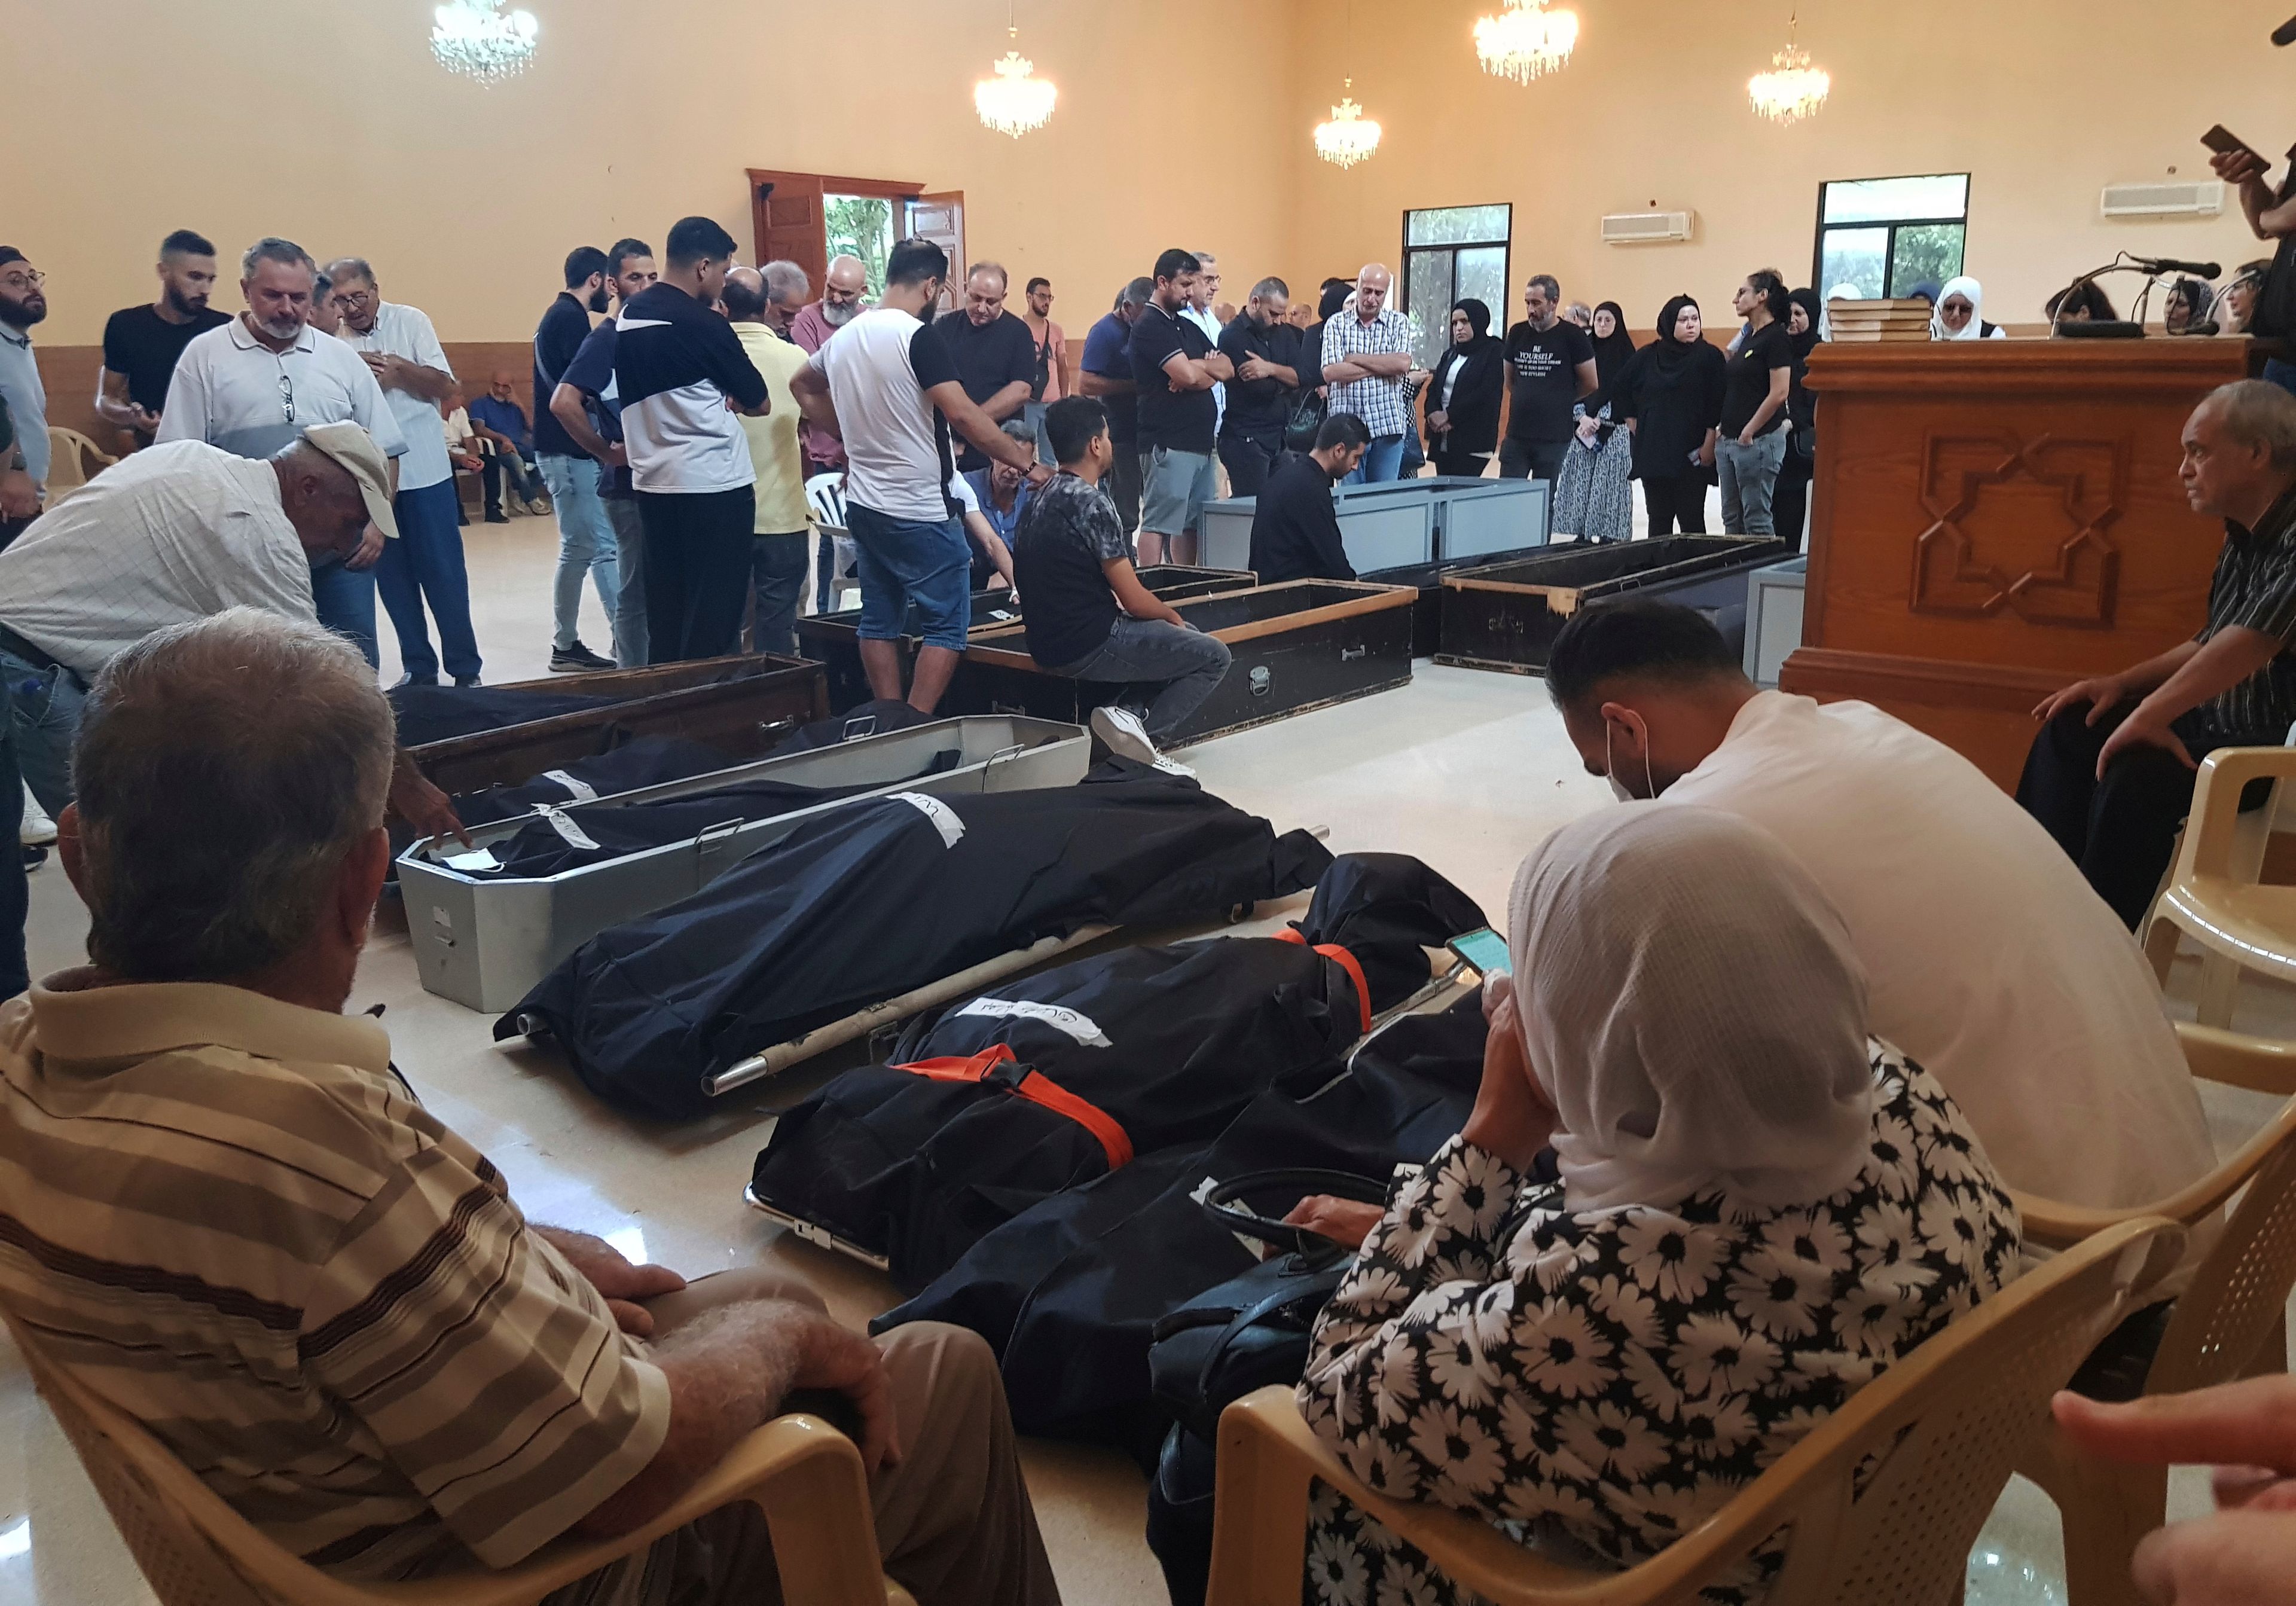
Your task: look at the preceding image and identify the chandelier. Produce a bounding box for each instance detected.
[1748,15,1830,124]
[1474,0,1578,84]
[975,2,1055,138]
[431,0,538,82]
[1313,80,1382,169]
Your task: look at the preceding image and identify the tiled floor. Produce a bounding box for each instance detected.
[0,512,2280,1605]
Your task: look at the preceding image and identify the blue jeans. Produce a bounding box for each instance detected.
[375,479,482,682]
[0,646,84,817]
[309,557,380,668]
[2267,358,2296,399]
[1051,615,1232,740]
[602,493,648,667]
[847,503,972,652]
[751,532,810,658]
[1343,434,1407,485]
[538,454,623,655]
[0,676,23,1002]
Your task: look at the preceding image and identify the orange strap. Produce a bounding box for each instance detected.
[1272,931,1373,1034]
[892,1045,1135,1169]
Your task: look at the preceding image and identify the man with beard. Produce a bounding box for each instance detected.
[549,239,655,666]
[0,248,50,548]
[97,231,231,446]
[1215,276,1310,495]
[934,262,1037,474]
[790,252,868,605]
[157,238,406,668]
[529,246,620,673]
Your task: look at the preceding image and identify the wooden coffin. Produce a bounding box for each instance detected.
[1364,545,1555,658]
[945,579,1418,747]
[1436,537,1790,674]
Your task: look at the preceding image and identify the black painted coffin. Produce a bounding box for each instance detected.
[1436,538,1790,674]
[1363,545,1555,658]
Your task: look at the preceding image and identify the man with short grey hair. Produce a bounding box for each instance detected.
[1499,271,1596,486]
[0,607,1060,1606]
[790,253,868,487]
[935,261,1037,472]
[1320,262,1414,483]
[2023,378,2296,925]
[759,260,810,338]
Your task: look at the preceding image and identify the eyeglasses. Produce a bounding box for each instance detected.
[0,271,42,292]
[278,371,296,425]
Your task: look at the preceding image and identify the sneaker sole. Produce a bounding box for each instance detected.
[1089,709,1161,768]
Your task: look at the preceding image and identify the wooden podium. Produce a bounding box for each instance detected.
[1782,340,2257,789]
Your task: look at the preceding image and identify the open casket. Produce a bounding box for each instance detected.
[1435,538,1791,673]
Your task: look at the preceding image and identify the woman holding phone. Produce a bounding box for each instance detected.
[2212,133,2296,393]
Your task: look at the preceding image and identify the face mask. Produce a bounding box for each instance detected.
[1605,716,1656,803]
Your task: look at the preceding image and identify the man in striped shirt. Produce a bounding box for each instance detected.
[2022,380,2296,927]
[0,610,1058,1605]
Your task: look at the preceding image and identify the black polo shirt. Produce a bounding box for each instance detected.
[934,309,1037,468]
[1129,303,1216,456]
[1249,452,1355,585]
[532,291,596,457]
[2199,484,2296,737]
[1216,315,1308,449]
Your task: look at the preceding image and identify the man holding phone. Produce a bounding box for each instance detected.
[2210,127,2296,392]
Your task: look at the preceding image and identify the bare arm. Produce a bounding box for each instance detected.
[364,353,457,405]
[548,382,622,465]
[978,378,1033,424]
[789,364,843,437]
[1161,351,1232,392]
[1740,366,1791,442]
[1106,557,1186,625]
[95,369,160,436]
[2034,639,2200,722]
[1321,359,1372,384]
[1077,370,1135,399]
[1571,358,1599,402]
[2129,628,2282,729]
[924,379,1045,480]
[966,516,1017,592]
[2218,150,2296,238]
[1349,351,1413,378]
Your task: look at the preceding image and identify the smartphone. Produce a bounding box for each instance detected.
[1446,927,1512,978]
[2203,124,2258,160]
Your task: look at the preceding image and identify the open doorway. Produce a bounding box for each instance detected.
[746,170,964,312]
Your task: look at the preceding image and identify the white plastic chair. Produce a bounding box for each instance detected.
[805,473,860,615]
[2144,727,2296,1027]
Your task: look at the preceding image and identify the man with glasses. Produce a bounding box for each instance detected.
[157,239,407,669]
[0,249,50,549]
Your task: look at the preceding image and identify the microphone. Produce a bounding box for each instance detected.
[2135,257,2223,279]
[2276,11,2296,43]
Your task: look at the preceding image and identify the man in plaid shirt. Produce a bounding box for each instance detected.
[1318,263,1415,484]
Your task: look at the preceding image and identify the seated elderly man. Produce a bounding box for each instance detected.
[0,610,1060,1606]
[0,423,458,839]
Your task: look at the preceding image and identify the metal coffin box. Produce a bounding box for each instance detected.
[945,580,1416,746]
[1198,476,1549,575]
[1363,545,1553,658]
[398,715,1089,1013]
[1436,538,1791,674]
[796,567,1256,714]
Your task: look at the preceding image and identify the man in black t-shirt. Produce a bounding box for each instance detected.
[1077,277,1153,534]
[1129,249,1234,567]
[935,264,1039,472]
[97,230,231,444]
[1249,413,1370,584]
[1216,277,1313,496]
[1015,397,1231,768]
[1716,271,1794,538]
[1498,273,1597,485]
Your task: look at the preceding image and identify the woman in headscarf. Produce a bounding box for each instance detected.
[1422,298,1505,479]
[1769,287,1825,551]
[1297,805,2022,1606]
[1551,301,1640,541]
[1618,294,1727,535]
[2163,277,2213,336]
[1819,281,1862,340]
[1931,276,2007,341]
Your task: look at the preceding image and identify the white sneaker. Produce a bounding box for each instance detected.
[1090,706,1196,778]
[19,783,55,847]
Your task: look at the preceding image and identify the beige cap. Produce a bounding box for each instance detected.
[299,422,399,541]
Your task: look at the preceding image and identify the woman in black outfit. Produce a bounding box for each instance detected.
[1422,298,1505,478]
[1617,294,1726,535]
[1769,287,1824,552]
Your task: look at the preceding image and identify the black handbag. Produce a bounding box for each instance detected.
[1283,387,1328,453]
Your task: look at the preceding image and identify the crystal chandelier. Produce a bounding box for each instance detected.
[1313,80,1382,170]
[975,2,1055,138]
[431,0,539,83]
[1474,0,1578,84]
[1748,15,1830,124]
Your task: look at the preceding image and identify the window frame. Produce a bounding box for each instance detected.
[1810,173,1971,301]
[1399,204,1513,370]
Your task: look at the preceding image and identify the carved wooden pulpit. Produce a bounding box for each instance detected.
[1782,340,2255,789]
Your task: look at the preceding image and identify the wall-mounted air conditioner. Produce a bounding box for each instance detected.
[2099,181,2224,219]
[1601,210,1697,245]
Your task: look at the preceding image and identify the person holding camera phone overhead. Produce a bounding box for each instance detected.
[2212,127,2296,394]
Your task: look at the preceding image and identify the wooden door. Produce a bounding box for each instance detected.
[746,169,828,291]
[905,191,965,317]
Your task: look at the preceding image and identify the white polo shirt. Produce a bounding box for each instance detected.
[337,302,454,491]
[156,316,408,472]
[0,441,316,679]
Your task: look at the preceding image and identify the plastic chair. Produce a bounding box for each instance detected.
[43,426,119,503]
[805,472,859,614]
[4,1311,916,1606]
[1204,1216,2181,1606]
[2144,743,2296,1027]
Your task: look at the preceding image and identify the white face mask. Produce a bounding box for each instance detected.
[1605,716,1656,803]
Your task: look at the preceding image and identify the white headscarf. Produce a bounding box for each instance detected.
[1506,805,1879,1214]
[1933,276,1987,341]
[1821,283,1862,341]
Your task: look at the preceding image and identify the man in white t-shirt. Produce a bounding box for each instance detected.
[790,237,1046,715]
[1540,598,2218,1225]
[326,258,479,688]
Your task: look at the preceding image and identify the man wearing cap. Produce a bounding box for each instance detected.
[0,425,461,838]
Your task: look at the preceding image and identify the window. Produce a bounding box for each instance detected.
[1401,205,1512,370]
[1814,174,1969,300]
[825,197,896,300]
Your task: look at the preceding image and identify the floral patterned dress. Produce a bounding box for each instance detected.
[1296,1046,2022,1606]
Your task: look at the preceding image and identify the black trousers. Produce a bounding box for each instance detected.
[636,486,756,664]
[2015,700,2273,930]
[1106,442,1144,536]
[1642,475,1708,535]
[1431,445,1488,480]
[1498,438,1568,483]
[1217,436,1280,498]
[1772,447,1814,554]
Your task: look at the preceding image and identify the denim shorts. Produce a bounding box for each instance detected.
[1138,446,1219,537]
[845,502,973,651]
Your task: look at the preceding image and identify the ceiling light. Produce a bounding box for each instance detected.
[430,0,538,83]
[975,2,1055,138]
[1314,80,1382,170]
[1475,0,1578,84]
[1749,14,1830,124]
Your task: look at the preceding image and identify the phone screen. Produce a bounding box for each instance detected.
[1448,927,1513,976]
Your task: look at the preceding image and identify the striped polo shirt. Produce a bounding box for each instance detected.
[2198,482,2296,738]
[0,972,669,1580]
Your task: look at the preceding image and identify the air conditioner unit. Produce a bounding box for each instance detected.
[2099,181,2224,219]
[1601,210,1696,245]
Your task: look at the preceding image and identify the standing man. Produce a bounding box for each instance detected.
[97,231,230,447]
[549,239,654,667]
[1248,414,1373,584]
[1078,277,1152,537]
[1216,276,1309,496]
[530,245,621,673]
[790,252,869,609]
[0,249,50,548]
[2021,380,2296,929]
[1184,251,1226,443]
[790,238,1048,715]
[467,372,549,521]
[308,270,343,337]
[1022,277,1065,404]
[1318,264,1414,484]
[723,266,815,658]
[326,258,480,689]
[935,264,1037,474]
[1498,273,1597,486]
[615,216,770,664]
[1130,250,1232,567]
[157,238,407,668]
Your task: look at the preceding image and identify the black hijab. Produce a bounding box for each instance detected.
[1644,294,1704,382]
[1788,288,1824,361]
[1451,297,1498,352]
[1318,282,1352,322]
[1589,300,1636,392]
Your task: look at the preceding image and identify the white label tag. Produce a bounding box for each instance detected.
[892,792,965,848]
[955,997,1112,1047]
[536,806,601,851]
[541,769,600,803]
[442,847,500,873]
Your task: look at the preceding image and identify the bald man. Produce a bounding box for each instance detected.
[1318,262,1415,483]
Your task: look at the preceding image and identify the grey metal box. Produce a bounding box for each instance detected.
[1744,557,1809,688]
